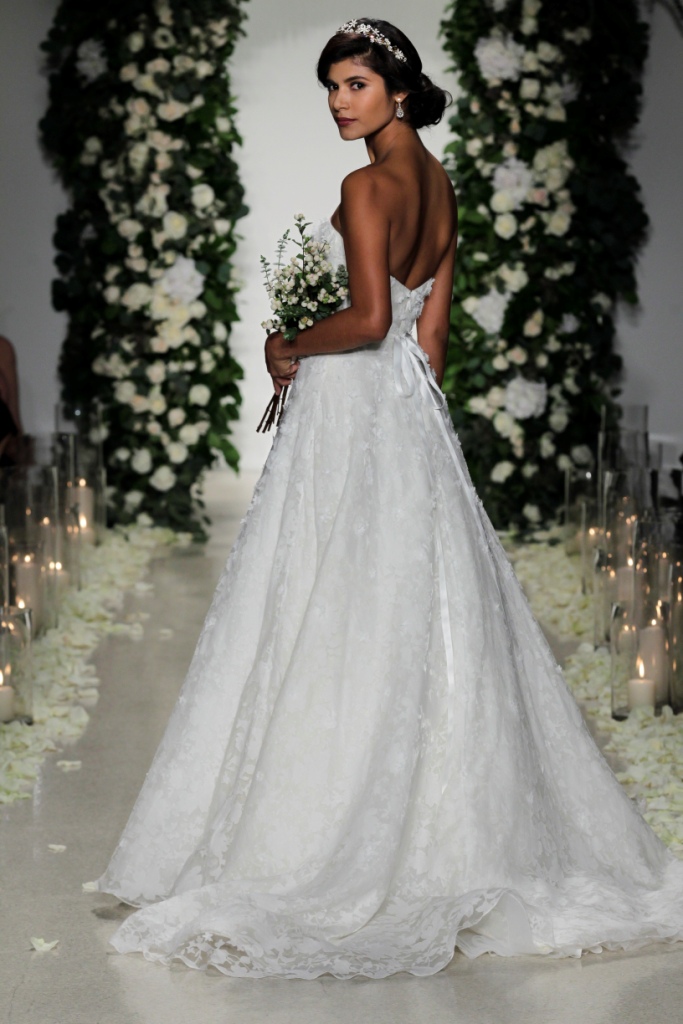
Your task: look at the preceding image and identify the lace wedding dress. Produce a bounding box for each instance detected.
[97,220,683,978]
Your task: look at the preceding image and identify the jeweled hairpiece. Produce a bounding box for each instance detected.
[337,19,407,63]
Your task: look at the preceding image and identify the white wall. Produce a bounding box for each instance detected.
[0,0,67,437]
[0,0,681,470]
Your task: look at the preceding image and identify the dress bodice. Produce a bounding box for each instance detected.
[317,219,435,337]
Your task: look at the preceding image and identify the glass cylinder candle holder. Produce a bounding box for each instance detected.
[11,545,45,636]
[0,606,33,724]
[610,603,640,720]
[669,559,683,714]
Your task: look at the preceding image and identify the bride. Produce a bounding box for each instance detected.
[96,18,683,978]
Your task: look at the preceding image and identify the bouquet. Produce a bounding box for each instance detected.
[257,214,349,431]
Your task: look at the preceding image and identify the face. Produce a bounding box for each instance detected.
[325,58,404,140]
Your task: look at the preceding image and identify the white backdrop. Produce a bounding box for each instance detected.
[0,0,681,472]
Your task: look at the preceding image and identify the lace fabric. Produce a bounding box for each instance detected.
[96,220,683,978]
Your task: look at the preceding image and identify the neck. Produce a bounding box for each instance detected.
[365,120,419,164]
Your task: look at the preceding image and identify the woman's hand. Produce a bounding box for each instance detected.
[265,332,299,395]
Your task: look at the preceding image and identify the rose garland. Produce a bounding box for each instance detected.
[40,0,249,539]
[440,0,649,530]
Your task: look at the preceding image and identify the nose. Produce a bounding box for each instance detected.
[332,89,348,113]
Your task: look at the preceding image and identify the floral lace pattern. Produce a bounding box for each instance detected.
[96,221,683,978]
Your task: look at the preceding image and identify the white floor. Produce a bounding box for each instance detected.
[2,468,683,1024]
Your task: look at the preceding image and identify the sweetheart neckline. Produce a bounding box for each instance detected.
[326,219,435,296]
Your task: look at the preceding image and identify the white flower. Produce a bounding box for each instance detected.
[155,318,185,345]
[466,138,483,157]
[494,213,518,239]
[563,27,592,45]
[189,300,207,319]
[214,218,231,236]
[487,386,506,408]
[160,255,205,304]
[189,384,211,406]
[153,27,176,49]
[505,376,547,419]
[155,0,174,26]
[173,54,195,74]
[522,51,540,72]
[493,410,516,439]
[535,353,549,368]
[491,461,515,483]
[131,448,153,474]
[559,313,580,334]
[127,32,145,53]
[136,183,170,218]
[474,33,525,84]
[158,100,190,122]
[522,463,538,478]
[179,423,200,445]
[155,151,173,172]
[520,78,540,100]
[137,512,154,526]
[523,503,542,523]
[498,263,529,293]
[124,489,144,509]
[121,282,152,311]
[134,73,164,98]
[523,310,544,337]
[490,190,517,214]
[492,157,533,208]
[117,218,143,240]
[128,142,149,174]
[549,410,569,432]
[492,353,509,371]
[76,40,107,83]
[167,408,186,428]
[540,433,556,457]
[114,381,136,405]
[191,184,215,210]
[571,445,594,465]
[468,396,491,418]
[545,335,562,352]
[462,288,510,335]
[166,441,188,464]
[507,346,529,365]
[149,466,176,491]
[162,211,188,239]
[537,41,561,63]
[114,447,130,462]
[148,130,183,152]
[195,60,215,79]
[103,285,120,304]
[148,392,167,416]
[545,210,571,236]
[592,292,612,312]
[146,57,171,74]
[146,361,166,384]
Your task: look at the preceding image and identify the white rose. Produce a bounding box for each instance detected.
[114,381,136,404]
[216,115,231,132]
[128,142,149,174]
[494,213,518,239]
[189,300,207,319]
[162,211,188,239]
[148,392,167,415]
[468,396,490,417]
[466,138,483,157]
[188,384,211,406]
[155,151,173,172]
[121,282,152,310]
[168,408,186,428]
[535,353,549,367]
[498,263,529,293]
[166,441,188,464]
[195,60,215,78]
[491,461,515,483]
[490,189,517,214]
[523,310,544,337]
[147,421,161,436]
[156,319,185,346]
[134,73,163,98]
[549,410,569,433]
[114,447,130,462]
[137,512,154,526]
[191,183,215,210]
[173,55,195,74]
[487,386,507,408]
[539,433,556,458]
[131,448,153,474]
[158,100,190,122]
[117,218,143,240]
[153,28,176,49]
[507,346,528,365]
[130,394,150,414]
[127,32,145,53]
[179,423,200,445]
[522,464,539,478]
[160,255,205,304]
[537,42,560,63]
[213,218,231,236]
[149,465,176,491]
[146,57,171,74]
[124,490,144,509]
[559,313,580,334]
[556,454,572,472]
[474,34,525,84]
[182,326,200,346]
[150,337,169,354]
[493,410,516,438]
[520,78,540,100]
[146,361,166,384]
[104,285,120,304]
[545,210,571,236]
[522,503,542,523]
[492,354,509,371]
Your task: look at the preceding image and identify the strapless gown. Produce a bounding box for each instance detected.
[96,220,683,978]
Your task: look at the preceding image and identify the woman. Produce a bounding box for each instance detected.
[97,19,683,978]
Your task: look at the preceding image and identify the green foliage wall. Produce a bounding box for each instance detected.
[40,0,248,538]
[441,0,649,529]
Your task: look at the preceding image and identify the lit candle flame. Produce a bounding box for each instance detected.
[637,658,645,680]
[17,598,25,609]
[79,515,88,529]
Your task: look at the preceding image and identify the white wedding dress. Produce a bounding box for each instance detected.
[97,221,683,978]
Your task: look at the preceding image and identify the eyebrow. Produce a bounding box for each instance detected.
[327,73,372,85]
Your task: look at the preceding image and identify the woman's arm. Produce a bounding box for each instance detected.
[265,169,394,378]
[415,230,457,387]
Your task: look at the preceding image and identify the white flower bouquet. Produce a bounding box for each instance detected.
[257,214,348,432]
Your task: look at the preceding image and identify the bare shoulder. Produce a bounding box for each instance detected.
[340,165,385,205]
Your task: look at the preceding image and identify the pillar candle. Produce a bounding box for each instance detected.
[639,622,668,703]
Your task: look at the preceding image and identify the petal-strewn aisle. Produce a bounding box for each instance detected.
[2,470,683,1024]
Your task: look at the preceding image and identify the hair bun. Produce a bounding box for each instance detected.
[409,73,451,129]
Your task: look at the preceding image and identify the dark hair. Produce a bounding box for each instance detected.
[316,18,451,130]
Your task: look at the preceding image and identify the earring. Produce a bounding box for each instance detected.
[396,99,404,120]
